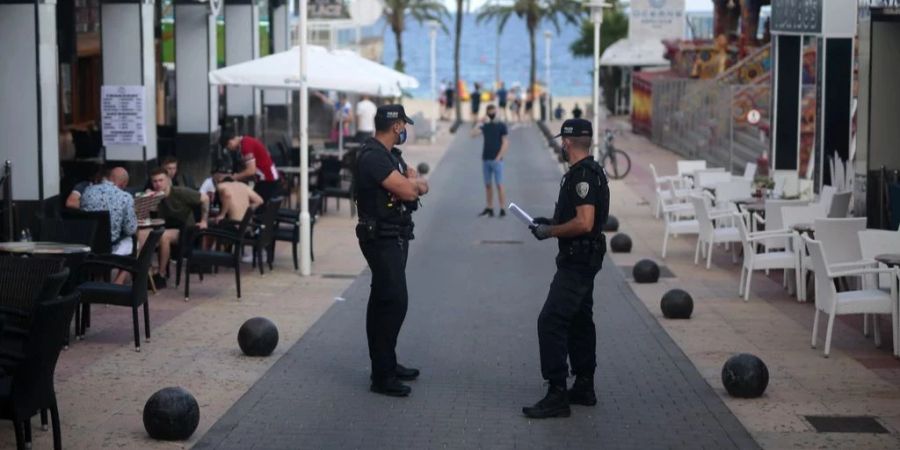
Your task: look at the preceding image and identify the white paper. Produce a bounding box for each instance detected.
[508,203,534,226]
[101,85,146,146]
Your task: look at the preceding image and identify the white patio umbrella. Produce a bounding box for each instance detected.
[331,49,420,95]
[209,45,392,95]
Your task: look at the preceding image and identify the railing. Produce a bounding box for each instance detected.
[651,80,772,172]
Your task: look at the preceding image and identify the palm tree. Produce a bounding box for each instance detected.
[383,0,449,73]
[477,0,583,106]
[453,0,464,124]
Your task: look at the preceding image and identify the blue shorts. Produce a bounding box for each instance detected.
[482,160,504,186]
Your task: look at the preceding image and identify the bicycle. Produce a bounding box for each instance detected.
[600,129,631,180]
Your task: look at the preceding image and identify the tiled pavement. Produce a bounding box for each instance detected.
[196,124,758,449]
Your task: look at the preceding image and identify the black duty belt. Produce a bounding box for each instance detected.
[356,218,414,241]
[561,237,605,255]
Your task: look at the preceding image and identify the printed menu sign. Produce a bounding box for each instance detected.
[101,85,145,146]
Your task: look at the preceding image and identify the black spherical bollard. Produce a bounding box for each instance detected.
[603,215,619,232]
[632,259,660,283]
[721,353,769,398]
[416,162,430,175]
[610,233,632,253]
[238,317,279,357]
[143,387,200,441]
[661,289,693,319]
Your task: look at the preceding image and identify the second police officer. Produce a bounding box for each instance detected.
[354,105,430,397]
[524,118,610,419]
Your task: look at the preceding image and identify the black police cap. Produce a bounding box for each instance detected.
[553,118,593,138]
[376,104,415,125]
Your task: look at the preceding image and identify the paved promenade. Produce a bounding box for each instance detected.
[196,124,757,449]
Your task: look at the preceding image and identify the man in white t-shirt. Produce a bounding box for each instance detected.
[356,95,377,140]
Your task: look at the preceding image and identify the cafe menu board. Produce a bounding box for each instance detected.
[101,85,146,147]
[771,0,822,34]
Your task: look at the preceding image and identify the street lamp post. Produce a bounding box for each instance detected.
[429,21,439,143]
[297,0,311,276]
[544,30,551,122]
[588,1,610,162]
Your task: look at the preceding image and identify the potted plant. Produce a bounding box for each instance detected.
[753,176,775,198]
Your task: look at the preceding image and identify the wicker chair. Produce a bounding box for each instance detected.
[76,228,163,351]
[183,209,254,301]
[0,289,78,450]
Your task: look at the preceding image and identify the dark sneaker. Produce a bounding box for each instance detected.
[568,376,597,406]
[370,377,411,397]
[478,208,494,217]
[499,209,506,218]
[395,364,420,381]
[522,385,570,419]
[151,274,167,289]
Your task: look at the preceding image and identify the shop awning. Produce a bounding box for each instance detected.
[208,45,418,97]
[600,38,668,67]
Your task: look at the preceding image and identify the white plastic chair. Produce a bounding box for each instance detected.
[736,213,798,301]
[691,195,741,269]
[649,163,689,218]
[772,170,800,198]
[677,160,706,178]
[858,230,900,352]
[695,170,733,189]
[743,162,757,181]
[752,199,810,248]
[660,195,700,259]
[782,205,828,301]
[714,180,753,205]
[804,235,898,357]
[828,191,852,218]
[814,185,836,216]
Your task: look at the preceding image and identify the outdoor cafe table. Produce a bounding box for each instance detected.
[792,222,814,237]
[0,241,91,255]
[137,218,165,229]
[734,197,766,214]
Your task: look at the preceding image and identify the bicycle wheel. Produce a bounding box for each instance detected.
[602,149,632,180]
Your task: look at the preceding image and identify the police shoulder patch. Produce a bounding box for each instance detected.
[576,182,590,199]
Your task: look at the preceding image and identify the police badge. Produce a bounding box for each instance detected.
[576,182,590,199]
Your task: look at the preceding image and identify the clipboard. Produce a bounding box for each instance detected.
[508,203,534,226]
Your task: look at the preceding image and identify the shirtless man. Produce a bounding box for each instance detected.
[212,176,264,223]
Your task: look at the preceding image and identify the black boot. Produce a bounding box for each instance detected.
[370,377,411,397]
[498,209,506,218]
[478,208,494,217]
[522,385,570,419]
[395,364,420,381]
[568,376,597,406]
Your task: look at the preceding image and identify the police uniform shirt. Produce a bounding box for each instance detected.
[554,156,607,250]
[356,138,410,225]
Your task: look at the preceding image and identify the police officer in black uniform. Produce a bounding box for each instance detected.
[354,105,429,397]
[523,118,610,418]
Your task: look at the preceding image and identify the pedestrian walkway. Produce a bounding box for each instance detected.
[196,124,757,449]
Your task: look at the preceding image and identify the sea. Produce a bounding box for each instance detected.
[376,13,593,98]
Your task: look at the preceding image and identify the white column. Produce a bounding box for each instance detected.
[101,0,157,162]
[264,0,290,106]
[175,1,218,136]
[0,0,59,201]
[225,0,261,119]
[298,0,311,276]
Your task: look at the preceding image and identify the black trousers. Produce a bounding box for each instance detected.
[538,263,600,387]
[254,180,282,204]
[359,237,410,381]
